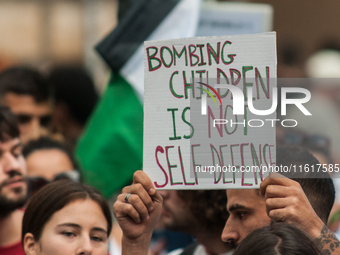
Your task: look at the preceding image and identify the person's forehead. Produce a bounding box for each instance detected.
[26,149,74,180]
[47,199,108,231]
[226,189,262,209]
[3,93,52,115]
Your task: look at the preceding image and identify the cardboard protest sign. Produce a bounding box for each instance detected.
[144,32,277,189]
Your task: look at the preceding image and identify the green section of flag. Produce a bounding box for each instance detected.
[75,73,143,198]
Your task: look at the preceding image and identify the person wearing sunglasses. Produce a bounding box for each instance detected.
[0,66,53,144]
[22,137,80,194]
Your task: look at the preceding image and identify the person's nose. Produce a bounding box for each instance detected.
[2,152,21,174]
[30,117,48,140]
[221,218,240,245]
[76,235,93,255]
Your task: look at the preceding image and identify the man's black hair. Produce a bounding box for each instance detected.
[0,106,20,142]
[0,66,52,103]
[276,145,335,224]
[47,66,98,125]
[177,190,229,232]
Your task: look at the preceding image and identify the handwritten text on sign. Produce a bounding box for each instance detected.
[144,33,277,189]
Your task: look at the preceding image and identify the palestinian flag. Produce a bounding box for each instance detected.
[75,0,201,198]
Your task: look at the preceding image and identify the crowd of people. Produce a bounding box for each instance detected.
[0,63,339,255]
[0,66,102,255]
[1,32,340,255]
[0,89,339,254]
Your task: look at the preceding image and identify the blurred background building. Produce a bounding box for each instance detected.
[2,0,340,89]
[0,0,118,90]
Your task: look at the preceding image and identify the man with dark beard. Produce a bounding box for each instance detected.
[0,106,28,255]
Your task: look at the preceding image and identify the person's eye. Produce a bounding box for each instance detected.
[40,115,52,127]
[91,236,103,242]
[16,115,32,125]
[12,152,21,158]
[12,147,23,158]
[62,231,76,237]
[236,212,246,219]
[12,150,22,159]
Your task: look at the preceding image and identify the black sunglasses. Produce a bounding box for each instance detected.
[29,170,80,194]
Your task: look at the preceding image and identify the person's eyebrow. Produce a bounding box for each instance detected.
[57,223,81,228]
[228,204,248,212]
[56,223,107,235]
[92,227,108,235]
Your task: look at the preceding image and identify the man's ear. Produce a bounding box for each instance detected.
[23,233,38,255]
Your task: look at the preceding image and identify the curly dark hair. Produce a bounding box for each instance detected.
[177,190,228,231]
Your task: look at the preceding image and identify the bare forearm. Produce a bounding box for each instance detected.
[316,225,340,255]
[122,233,152,255]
